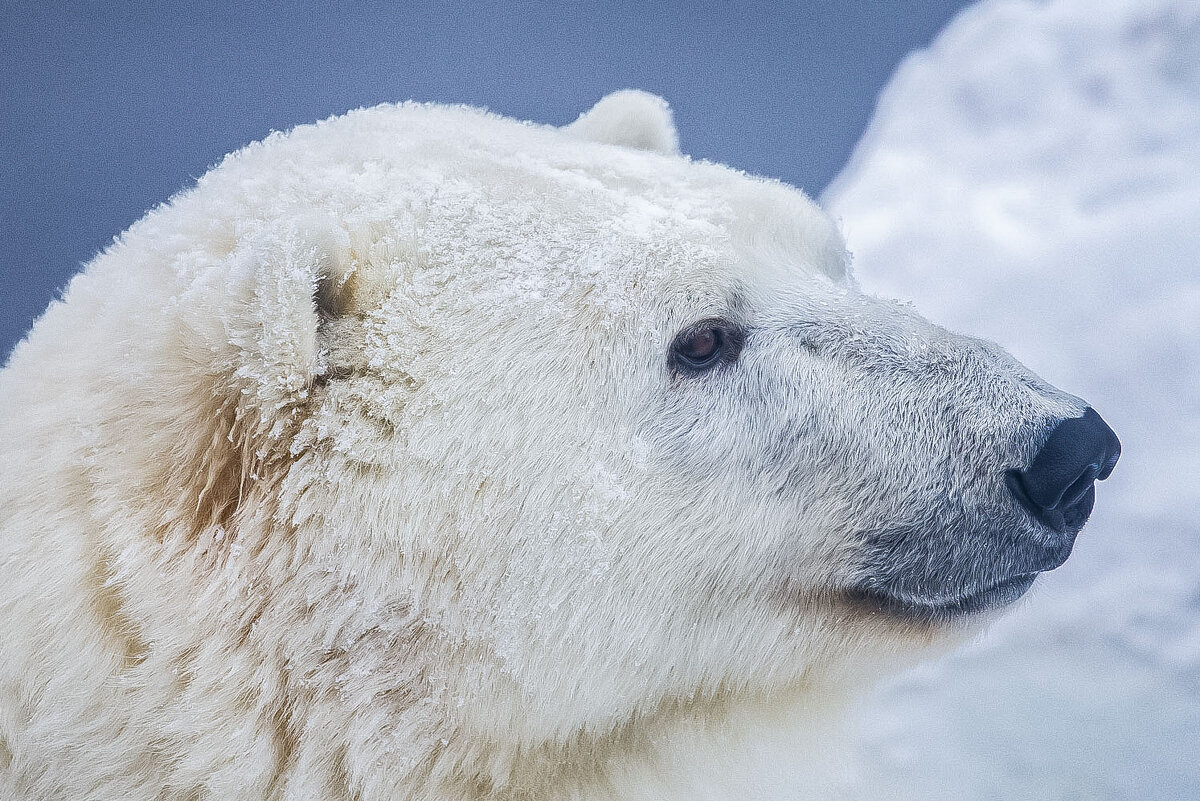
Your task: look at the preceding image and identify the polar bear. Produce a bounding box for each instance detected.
[0,91,1119,800]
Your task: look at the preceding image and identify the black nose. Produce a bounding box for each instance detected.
[1006,407,1121,533]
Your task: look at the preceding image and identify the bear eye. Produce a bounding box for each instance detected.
[669,319,744,373]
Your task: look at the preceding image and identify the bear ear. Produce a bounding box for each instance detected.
[220,214,358,404]
[563,90,680,155]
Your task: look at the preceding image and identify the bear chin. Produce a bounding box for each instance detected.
[846,572,1039,624]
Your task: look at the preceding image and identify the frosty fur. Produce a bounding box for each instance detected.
[0,91,1081,800]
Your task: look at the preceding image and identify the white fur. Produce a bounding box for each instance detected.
[565,89,680,154]
[0,93,1079,800]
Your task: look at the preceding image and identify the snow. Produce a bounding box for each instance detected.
[822,0,1200,797]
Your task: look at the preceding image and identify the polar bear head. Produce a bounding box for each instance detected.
[6,91,1119,797]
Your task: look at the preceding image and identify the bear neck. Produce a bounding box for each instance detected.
[404,667,863,801]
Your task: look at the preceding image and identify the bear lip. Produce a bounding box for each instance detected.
[845,572,1039,624]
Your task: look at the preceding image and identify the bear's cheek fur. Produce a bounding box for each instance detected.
[273,298,868,740]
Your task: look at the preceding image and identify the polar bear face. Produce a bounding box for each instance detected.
[2,91,1117,797]
[182,93,1112,749]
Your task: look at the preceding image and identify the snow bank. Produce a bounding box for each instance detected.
[823,0,1200,797]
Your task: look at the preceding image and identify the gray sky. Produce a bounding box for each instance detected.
[1,0,974,359]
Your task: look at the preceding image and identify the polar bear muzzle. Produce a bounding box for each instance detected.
[849,406,1120,623]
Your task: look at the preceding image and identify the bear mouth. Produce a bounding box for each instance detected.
[845,572,1038,623]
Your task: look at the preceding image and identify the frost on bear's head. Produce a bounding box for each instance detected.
[0,91,1121,797]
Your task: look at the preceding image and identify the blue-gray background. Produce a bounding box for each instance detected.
[0,0,973,360]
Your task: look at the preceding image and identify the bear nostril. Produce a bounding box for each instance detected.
[1060,466,1099,509]
[1008,407,1120,532]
